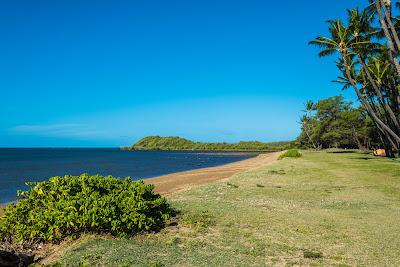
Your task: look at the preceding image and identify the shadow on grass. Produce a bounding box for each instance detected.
[327,150,357,154]
[352,157,375,160]
[350,156,400,163]
[0,249,34,267]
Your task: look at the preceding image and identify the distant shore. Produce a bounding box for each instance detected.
[125,136,292,151]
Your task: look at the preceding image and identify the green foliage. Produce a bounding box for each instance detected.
[0,174,173,243]
[298,96,380,150]
[127,136,294,151]
[278,149,302,160]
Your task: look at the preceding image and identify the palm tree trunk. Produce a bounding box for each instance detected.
[375,1,400,76]
[388,77,400,110]
[358,56,400,129]
[352,125,364,150]
[342,55,400,145]
[304,126,317,149]
[380,0,400,52]
[375,120,398,156]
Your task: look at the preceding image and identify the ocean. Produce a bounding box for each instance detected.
[0,148,257,204]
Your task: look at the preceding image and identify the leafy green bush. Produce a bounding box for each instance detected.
[0,174,173,243]
[278,149,302,160]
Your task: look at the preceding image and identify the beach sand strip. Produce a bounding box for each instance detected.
[146,151,282,194]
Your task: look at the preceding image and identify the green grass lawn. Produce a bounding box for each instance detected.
[53,151,400,266]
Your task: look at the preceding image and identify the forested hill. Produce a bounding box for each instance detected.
[123,136,293,151]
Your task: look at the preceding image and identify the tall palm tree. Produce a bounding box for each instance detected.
[310,17,400,152]
[348,7,400,130]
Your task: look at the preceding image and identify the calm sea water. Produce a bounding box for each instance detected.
[0,148,257,204]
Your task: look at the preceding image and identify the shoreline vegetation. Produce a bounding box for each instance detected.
[0,175,172,244]
[121,136,294,151]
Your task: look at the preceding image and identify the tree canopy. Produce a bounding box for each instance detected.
[298,95,380,149]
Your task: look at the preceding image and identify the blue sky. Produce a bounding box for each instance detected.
[0,0,366,147]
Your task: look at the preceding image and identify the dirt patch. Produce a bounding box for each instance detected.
[146,151,282,194]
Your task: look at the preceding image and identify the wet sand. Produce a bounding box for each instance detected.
[146,151,282,194]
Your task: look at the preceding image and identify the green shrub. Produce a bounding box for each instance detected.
[278,149,302,160]
[0,174,173,243]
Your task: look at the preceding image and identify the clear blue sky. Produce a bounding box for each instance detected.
[0,0,366,147]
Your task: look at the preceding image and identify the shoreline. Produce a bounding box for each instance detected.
[0,152,282,212]
[146,151,282,194]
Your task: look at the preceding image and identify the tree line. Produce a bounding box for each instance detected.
[310,0,400,157]
[125,136,293,151]
[298,95,381,150]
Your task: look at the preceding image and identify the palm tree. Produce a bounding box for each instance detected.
[347,7,400,131]
[301,101,318,149]
[310,16,400,155]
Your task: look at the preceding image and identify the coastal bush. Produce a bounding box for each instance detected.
[0,174,173,243]
[278,149,302,160]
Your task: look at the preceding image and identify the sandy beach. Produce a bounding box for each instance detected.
[146,151,282,194]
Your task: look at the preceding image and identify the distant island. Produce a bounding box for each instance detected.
[122,136,293,151]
